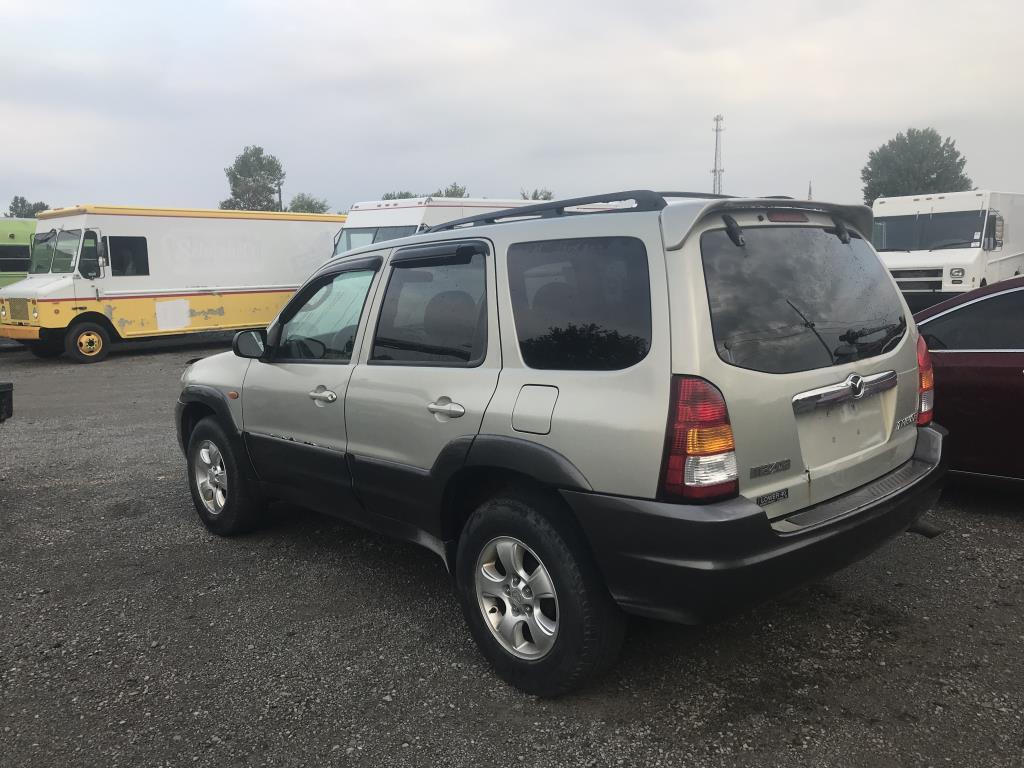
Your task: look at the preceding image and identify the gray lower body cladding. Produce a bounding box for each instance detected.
[562,425,947,624]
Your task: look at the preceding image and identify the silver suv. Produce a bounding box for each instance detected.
[176,190,946,696]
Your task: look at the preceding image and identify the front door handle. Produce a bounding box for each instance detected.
[308,389,338,404]
[427,398,465,418]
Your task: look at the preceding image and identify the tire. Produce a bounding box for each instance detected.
[186,417,264,536]
[455,487,625,697]
[65,322,111,363]
[27,339,64,359]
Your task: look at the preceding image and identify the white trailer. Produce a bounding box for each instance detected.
[0,205,347,362]
[872,190,1022,310]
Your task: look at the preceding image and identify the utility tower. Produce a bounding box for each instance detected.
[711,114,724,195]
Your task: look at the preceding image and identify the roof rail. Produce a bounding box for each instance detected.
[425,190,668,233]
[659,191,734,200]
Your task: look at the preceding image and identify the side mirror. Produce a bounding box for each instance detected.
[233,329,267,359]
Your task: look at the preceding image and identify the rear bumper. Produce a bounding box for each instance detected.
[0,324,40,341]
[563,425,947,623]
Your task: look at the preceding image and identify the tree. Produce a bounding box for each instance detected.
[381,191,417,200]
[861,128,972,205]
[431,182,468,198]
[521,188,554,201]
[7,196,49,218]
[219,145,286,211]
[288,193,330,214]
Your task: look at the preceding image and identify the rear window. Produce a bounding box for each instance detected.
[701,226,906,374]
[508,237,651,370]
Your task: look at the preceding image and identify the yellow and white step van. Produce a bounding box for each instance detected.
[0,205,346,362]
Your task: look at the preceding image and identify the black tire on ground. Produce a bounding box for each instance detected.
[455,487,626,697]
[64,322,111,363]
[27,339,64,358]
[186,416,265,536]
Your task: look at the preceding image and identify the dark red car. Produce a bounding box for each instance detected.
[914,276,1024,479]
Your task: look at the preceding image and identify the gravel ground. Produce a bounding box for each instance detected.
[1,340,1022,767]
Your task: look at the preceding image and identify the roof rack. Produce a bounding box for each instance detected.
[425,189,733,233]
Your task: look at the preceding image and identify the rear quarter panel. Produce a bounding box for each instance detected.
[479,212,672,498]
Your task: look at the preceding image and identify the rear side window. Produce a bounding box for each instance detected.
[106,236,150,276]
[508,237,651,370]
[921,290,1024,350]
[371,253,487,366]
[701,226,906,374]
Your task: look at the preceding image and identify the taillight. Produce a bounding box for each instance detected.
[660,377,739,502]
[917,335,934,426]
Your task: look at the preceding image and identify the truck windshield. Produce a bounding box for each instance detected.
[334,225,419,255]
[29,229,80,274]
[872,210,986,252]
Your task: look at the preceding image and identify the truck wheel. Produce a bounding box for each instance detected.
[186,416,264,536]
[27,339,63,359]
[65,322,110,363]
[455,488,625,697]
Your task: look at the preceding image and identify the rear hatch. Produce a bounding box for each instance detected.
[677,209,920,520]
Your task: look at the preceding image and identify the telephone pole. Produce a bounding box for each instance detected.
[711,114,724,195]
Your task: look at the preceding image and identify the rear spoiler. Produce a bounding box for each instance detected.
[661,198,873,251]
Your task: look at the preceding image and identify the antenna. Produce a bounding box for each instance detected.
[711,114,724,195]
[807,180,813,200]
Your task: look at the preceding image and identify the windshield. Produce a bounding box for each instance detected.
[334,225,419,255]
[29,231,57,273]
[701,226,906,374]
[30,229,80,274]
[872,210,985,252]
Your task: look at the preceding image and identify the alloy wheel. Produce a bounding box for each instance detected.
[475,536,559,659]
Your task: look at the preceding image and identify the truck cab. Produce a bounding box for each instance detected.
[872,190,1022,311]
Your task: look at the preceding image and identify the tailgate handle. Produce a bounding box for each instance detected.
[792,370,897,415]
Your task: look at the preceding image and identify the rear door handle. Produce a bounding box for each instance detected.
[308,389,338,403]
[427,399,465,418]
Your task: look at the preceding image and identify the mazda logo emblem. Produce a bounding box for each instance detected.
[848,374,865,399]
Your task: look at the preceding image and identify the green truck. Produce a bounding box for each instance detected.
[0,218,34,289]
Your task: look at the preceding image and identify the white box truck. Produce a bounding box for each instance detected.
[872,190,1022,310]
[0,205,347,362]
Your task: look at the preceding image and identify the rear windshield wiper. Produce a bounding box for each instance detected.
[839,318,906,344]
[785,298,834,364]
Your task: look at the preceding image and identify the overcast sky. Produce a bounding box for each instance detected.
[1,0,1019,211]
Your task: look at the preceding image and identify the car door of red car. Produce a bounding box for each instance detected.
[918,286,1024,478]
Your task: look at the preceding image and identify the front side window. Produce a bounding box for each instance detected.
[702,226,906,374]
[508,237,652,370]
[921,290,1024,351]
[106,236,150,276]
[371,251,487,365]
[50,229,81,274]
[276,270,376,362]
[78,231,100,278]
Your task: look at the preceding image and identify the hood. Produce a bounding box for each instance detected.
[0,273,74,298]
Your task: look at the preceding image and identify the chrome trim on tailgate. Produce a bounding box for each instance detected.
[791,370,897,415]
